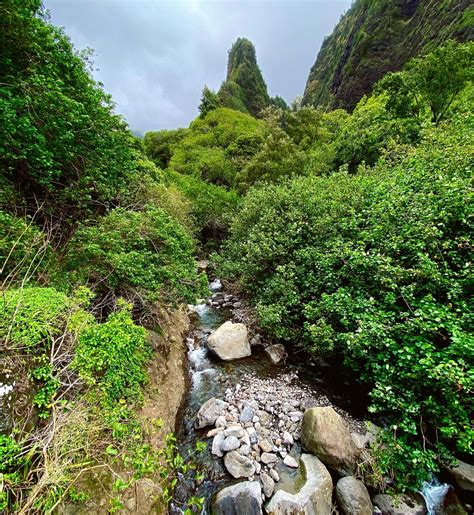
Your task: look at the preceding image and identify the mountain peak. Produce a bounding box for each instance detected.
[218,37,270,117]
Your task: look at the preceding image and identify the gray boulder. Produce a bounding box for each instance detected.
[196,397,227,429]
[336,476,373,515]
[301,406,358,475]
[446,459,474,493]
[264,344,286,364]
[213,481,262,515]
[373,493,427,514]
[261,452,278,464]
[265,454,333,515]
[224,425,245,438]
[224,451,256,478]
[240,405,254,423]
[283,455,299,468]
[207,321,251,361]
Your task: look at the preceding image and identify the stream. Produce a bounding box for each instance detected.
[172,282,468,514]
[172,285,368,513]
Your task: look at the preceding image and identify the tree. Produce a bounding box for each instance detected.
[271,95,289,110]
[0,0,137,218]
[378,41,474,125]
[198,85,220,118]
[143,128,186,169]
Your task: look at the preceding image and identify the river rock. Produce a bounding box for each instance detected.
[240,444,251,456]
[446,459,474,493]
[212,432,226,457]
[224,425,245,438]
[215,415,227,428]
[266,454,333,515]
[261,452,278,465]
[207,321,251,361]
[196,397,227,429]
[264,344,286,364]
[283,455,299,468]
[260,471,275,498]
[283,431,294,446]
[270,468,280,482]
[240,405,254,423]
[221,435,240,452]
[207,427,223,438]
[301,406,358,475]
[213,481,263,515]
[373,493,426,514]
[259,439,273,453]
[336,476,373,515]
[257,410,271,426]
[210,278,222,291]
[224,451,256,478]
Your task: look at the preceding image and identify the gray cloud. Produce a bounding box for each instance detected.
[44,0,351,134]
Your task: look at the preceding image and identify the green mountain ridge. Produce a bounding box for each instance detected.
[302,0,474,110]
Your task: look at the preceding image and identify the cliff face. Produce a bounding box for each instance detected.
[302,0,474,111]
[218,38,271,116]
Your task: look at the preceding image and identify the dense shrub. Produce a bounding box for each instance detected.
[331,93,421,172]
[74,301,150,406]
[167,108,265,188]
[0,0,138,216]
[239,123,308,189]
[65,206,205,306]
[166,171,240,245]
[0,211,55,285]
[143,129,186,169]
[0,287,78,349]
[219,114,473,488]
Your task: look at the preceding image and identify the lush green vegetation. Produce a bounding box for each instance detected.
[218,38,270,116]
[218,44,474,489]
[1,0,472,507]
[0,0,138,220]
[302,0,473,111]
[0,1,208,511]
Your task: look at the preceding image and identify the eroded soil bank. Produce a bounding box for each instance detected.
[58,306,191,515]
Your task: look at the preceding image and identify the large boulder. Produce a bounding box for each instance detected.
[207,321,251,361]
[224,451,256,478]
[265,454,333,515]
[301,406,358,475]
[336,476,373,515]
[196,397,227,429]
[373,493,426,515]
[213,481,263,514]
[446,459,474,493]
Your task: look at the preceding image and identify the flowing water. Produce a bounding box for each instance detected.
[172,296,368,513]
[421,477,451,514]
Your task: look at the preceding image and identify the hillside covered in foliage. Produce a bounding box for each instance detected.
[302,0,474,110]
[1,0,473,512]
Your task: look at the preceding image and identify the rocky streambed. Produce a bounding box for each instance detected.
[173,281,473,514]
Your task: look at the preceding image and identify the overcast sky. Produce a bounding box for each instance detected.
[44,0,351,134]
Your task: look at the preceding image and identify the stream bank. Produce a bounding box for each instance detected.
[58,306,191,514]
